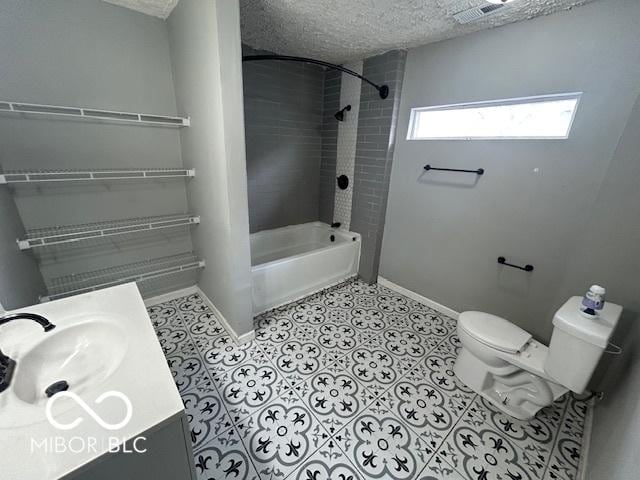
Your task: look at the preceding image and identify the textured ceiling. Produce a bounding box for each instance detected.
[240,0,596,63]
[101,0,597,63]
[102,0,179,19]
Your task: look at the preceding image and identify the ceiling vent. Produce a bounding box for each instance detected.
[453,3,506,24]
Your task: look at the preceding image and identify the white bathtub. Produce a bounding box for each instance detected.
[250,222,361,314]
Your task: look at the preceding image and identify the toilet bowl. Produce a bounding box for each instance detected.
[453,297,623,420]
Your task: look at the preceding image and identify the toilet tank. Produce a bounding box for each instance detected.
[545,296,622,393]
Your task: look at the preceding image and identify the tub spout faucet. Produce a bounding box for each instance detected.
[331,222,341,228]
[0,313,56,393]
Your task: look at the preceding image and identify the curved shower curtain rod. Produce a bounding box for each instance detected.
[242,55,390,100]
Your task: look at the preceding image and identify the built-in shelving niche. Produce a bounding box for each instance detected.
[1,100,201,301]
[18,214,200,250]
[41,253,205,302]
[0,168,195,184]
[0,100,190,127]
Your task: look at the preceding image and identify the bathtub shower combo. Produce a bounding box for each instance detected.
[250,222,361,314]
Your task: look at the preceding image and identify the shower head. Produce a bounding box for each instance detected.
[334,104,351,122]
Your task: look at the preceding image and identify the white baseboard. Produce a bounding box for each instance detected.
[377,276,460,320]
[144,285,255,345]
[195,286,255,345]
[144,285,199,307]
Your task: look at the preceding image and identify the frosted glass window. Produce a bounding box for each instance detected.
[407,93,581,140]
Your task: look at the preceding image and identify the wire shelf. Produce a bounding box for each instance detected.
[18,214,200,250]
[0,100,190,127]
[0,168,195,184]
[42,253,205,302]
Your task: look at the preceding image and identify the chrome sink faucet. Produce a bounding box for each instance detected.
[0,313,56,393]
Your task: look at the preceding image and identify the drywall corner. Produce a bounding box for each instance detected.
[167,0,253,337]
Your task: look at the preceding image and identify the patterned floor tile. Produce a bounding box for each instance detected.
[322,289,357,309]
[401,308,456,343]
[147,280,590,480]
[288,437,364,480]
[465,394,567,469]
[182,383,233,450]
[352,294,379,309]
[544,395,587,480]
[237,389,331,479]
[183,310,227,340]
[438,332,463,356]
[378,327,436,361]
[175,292,210,315]
[412,343,477,409]
[295,362,376,435]
[347,284,383,310]
[316,322,372,360]
[254,313,314,344]
[381,375,467,453]
[349,307,388,334]
[147,301,183,331]
[291,302,331,327]
[194,427,259,480]
[418,454,466,480]
[211,349,290,424]
[166,348,213,394]
[373,290,412,316]
[155,325,193,356]
[335,398,432,480]
[343,280,380,297]
[439,418,544,480]
[338,339,414,397]
[261,336,335,387]
[562,395,589,436]
[200,336,264,374]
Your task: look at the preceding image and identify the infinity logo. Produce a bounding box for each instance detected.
[45,391,133,431]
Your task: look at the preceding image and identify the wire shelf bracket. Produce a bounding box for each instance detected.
[0,168,196,184]
[40,254,205,302]
[0,100,190,127]
[18,214,200,250]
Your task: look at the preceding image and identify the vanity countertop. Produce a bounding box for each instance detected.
[0,283,184,479]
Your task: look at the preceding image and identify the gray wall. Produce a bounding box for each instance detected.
[380,0,640,342]
[0,0,194,299]
[351,50,406,283]
[571,93,640,480]
[0,180,46,309]
[242,46,324,233]
[168,0,254,337]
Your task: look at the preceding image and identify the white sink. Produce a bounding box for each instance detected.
[0,283,184,480]
[12,318,127,406]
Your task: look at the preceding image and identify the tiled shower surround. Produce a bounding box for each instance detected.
[148,281,589,480]
[242,46,325,233]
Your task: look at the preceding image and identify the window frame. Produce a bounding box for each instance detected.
[406,92,582,141]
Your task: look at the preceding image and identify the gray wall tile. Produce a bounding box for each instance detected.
[351,50,407,283]
[243,46,326,232]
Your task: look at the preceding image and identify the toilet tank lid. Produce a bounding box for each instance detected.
[553,296,623,348]
[459,311,532,354]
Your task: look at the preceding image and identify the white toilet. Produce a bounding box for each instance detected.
[454,296,622,420]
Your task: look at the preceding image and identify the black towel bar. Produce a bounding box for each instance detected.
[498,256,534,272]
[424,164,484,175]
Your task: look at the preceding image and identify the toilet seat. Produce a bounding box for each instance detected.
[459,311,532,354]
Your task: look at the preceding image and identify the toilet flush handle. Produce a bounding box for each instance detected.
[604,342,622,355]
